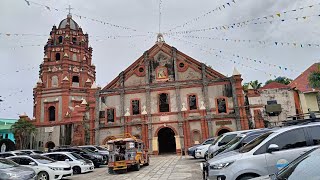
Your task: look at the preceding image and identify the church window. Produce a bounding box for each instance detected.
[131,100,140,115]
[72,76,79,87]
[139,67,144,73]
[217,98,227,114]
[179,62,185,68]
[159,93,169,112]
[58,36,63,44]
[55,53,60,61]
[107,109,115,122]
[48,106,55,121]
[72,37,77,44]
[72,54,77,61]
[189,95,198,110]
[51,76,58,87]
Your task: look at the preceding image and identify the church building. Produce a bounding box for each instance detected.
[97,35,249,155]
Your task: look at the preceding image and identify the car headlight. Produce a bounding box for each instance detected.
[209,161,234,170]
[49,167,64,171]
[93,155,102,159]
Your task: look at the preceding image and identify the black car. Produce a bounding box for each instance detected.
[52,147,106,167]
[0,158,36,180]
[187,138,214,158]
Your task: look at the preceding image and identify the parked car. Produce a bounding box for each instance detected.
[0,151,28,158]
[20,149,44,155]
[203,122,320,180]
[187,138,215,158]
[251,147,320,180]
[52,147,105,167]
[78,145,109,164]
[43,152,94,174]
[196,130,251,160]
[208,129,273,159]
[0,158,36,180]
[8,155,72,180]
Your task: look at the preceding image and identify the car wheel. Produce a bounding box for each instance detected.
[238,175,257,180]
[94,163,100,168]
[134,162,141,171]
[37,172,49,180]
[108,167,114,174]
[73,166,81,174]
[144,157,150,166]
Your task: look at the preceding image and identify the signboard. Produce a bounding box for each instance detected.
[216,121,232,126]
[45,127,54,133]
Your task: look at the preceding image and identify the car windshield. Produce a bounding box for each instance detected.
[81,148,94,153]
[239,132,273,153]
[96,146,107,151]
[34,151,43,154]
[276,148,319,179]
[223,136,243,150]
[212,135,223,145]
[31,155,56,164]
[70,152,83,160]
[0,159,19,169]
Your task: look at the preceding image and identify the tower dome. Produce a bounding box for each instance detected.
[58,14,79,30]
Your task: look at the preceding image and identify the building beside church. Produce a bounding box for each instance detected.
[97,35,249,155]
[32,13,98,151]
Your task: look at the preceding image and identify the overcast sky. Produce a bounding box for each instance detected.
[1,0,320,118]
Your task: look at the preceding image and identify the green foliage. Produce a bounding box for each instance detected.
[243,80,262,91]
[265,76,292,85]
[11,118,36,149]
[309,71,320,88]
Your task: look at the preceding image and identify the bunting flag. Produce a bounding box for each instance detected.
[167,0,238,32]
[166,2,320,35]
[23,0,140,32]
[0,44,43,49]
[168,35,296,74]
[182,35,320,48]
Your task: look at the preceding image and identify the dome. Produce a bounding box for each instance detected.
[58,14,79,30]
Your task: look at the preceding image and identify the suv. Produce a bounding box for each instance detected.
[78,145,109,164]
[208,129,273,159]
[187,138,215,158]
[203,122,320,180]
[52,147,106,168]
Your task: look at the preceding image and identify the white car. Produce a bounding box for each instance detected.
[43,152,94,174]
[0,151,28,158]
[20,149,44,155]
[8,155,73,180]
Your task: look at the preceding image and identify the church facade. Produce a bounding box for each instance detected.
[97,38,249,154]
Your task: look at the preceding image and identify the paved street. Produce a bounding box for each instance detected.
[68,155,203,180]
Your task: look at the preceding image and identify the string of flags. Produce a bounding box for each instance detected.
[166,3,320,35]
[167,35,280,78]
[168,35,295,75]
[182,35,320,48]
[23,0,139,32]
[167,0,237,32]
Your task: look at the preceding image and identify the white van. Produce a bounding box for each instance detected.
[203,122,320,180]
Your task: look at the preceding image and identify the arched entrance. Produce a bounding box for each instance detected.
[158,127,176,154]
[0,139,15,152]
[45,141,55,150]
[217,128,231,136]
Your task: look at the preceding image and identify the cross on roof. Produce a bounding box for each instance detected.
[67,5,73,15]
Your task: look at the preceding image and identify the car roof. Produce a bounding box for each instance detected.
[44,152,71,155]
[271,122,320,134]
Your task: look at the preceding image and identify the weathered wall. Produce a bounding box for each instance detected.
[300,93,319,113]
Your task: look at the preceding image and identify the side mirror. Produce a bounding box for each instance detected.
[267,144,280,153]
[65,159,70,162]
[95,150,99,152]
[29,162,36,166]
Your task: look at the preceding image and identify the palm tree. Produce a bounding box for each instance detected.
[250,80,262,89]
[11,118,36,149]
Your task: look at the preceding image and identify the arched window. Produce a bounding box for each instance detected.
[72,54,77,61]
[72,76,79,87]
[58,36,63,44]
[72,37,77,44]
[55,53,60,61]
[48,106,55,121]
[189,95,197,110]
[51,76,58,87]
[217,98,227,113]
[159,93,169,112]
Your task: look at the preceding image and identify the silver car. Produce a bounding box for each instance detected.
[203,122,320,180]
[0,158,36,180]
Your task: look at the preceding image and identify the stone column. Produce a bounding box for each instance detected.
[201,63,213,136]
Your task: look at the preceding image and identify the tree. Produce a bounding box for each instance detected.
[243,80,262,91]
[265,76,292,85]
[11,118,36,149]
[309,69,320,88]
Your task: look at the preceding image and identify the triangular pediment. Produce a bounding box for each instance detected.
[103,43,226,90]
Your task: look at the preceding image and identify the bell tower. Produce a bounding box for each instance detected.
[33,12,98,148]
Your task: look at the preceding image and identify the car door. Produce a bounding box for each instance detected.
[265,128,312,174]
